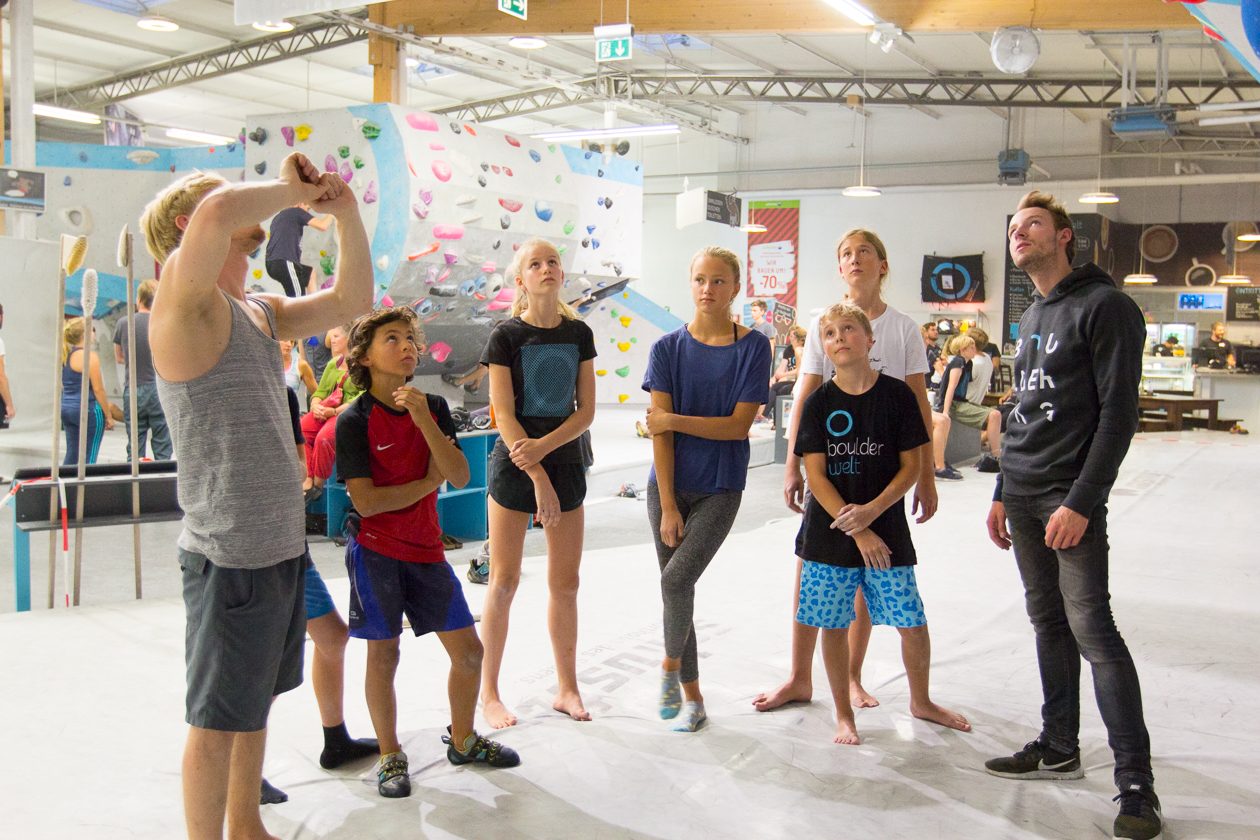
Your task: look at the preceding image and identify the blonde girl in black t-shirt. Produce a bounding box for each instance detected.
[478,238,597,729]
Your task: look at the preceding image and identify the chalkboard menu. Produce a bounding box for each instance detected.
[1001,214,1101,352]
[1227,285,1260,322]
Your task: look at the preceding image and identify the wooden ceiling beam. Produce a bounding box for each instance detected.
[377,0,1195,36]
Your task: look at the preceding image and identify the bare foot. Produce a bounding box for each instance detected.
[553,690,592,721]
[850,682,880,708]
[482,698,518,729]
[751,679,812,712]
[910,700,971,732]
[833,718,861,745]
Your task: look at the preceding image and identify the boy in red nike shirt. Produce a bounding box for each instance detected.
[336,306,520,799]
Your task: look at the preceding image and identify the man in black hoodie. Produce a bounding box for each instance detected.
[983,191,1161,840]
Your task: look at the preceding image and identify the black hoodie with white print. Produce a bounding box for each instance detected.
[994,262,1145,516]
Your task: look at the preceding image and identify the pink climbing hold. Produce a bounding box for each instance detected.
[444,251,459,265]
[491,165,501,175]
[436,267,452,284]
[429,143,446,151]
[406,113,440,131]
[324,154,338,173]
[428,341,453,363]
[498,198,523,213]
[339,162,353,182]
[412,203,429,220]
[487,286,516,311]
[379,294,394,307]
[432,224,466,240]
[363,181,378,204]
[432,161,452,182]
[419,188,433,205]
[408,159,418,177]
[281,126,295,146]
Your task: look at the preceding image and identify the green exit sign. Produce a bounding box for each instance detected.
[498,0,527,21]
[594,23,634,63]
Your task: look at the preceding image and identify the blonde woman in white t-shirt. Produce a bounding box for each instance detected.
[753,229,967,733]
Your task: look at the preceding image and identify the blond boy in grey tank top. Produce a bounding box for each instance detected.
[142,152,373,840]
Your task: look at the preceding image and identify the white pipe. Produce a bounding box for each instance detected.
[9,0,37,240]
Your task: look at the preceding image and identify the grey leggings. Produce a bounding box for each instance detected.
[647,481,742,684]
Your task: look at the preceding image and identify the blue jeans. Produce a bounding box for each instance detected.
[124,383,171,460]
[1004,489,1153,790]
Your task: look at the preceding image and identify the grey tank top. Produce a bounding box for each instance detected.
[157,293,305,569]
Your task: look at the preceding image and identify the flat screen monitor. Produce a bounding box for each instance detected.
[1177,292,1226,312]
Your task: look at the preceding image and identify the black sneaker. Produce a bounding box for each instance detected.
[442,727,521,768]
[1113,785,1162,840]
[935,465,964,481]
[975,453,1001,473]
[984,739,1084,780]
[376,751,411,798]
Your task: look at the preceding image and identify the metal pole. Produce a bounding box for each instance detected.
[122,229,142,599]
[72,311,93,606]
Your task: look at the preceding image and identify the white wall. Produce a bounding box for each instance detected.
[642,185,1027,335]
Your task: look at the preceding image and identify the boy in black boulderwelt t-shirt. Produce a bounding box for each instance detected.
[794,303,971,746]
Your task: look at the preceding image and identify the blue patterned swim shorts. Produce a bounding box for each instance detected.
[796,562,927,630]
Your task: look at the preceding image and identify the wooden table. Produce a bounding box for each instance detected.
[1139,394,1223,431]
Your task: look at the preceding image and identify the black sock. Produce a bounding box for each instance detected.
[260,778,288,805]
[319,723,379,770]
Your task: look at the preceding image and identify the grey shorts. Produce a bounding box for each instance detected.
[180,549,306,732]
[949,400,992,430]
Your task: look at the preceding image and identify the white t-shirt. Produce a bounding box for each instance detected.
[0,335,6,356]
[966,353,994,404]
[800,304,929,383]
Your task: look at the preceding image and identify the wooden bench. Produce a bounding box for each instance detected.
[9,461,180,612]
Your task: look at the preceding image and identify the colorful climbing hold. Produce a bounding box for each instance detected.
[280,126,295,146]
[433,224,466,240]
[529,150,542,163]
[363,181,378,204]
[429,142,445,151]
[617,342,632,352]
[379,294,394,307]
[294,124,312,141]
[324,155,338,173]
[338,145,350,159]
[353,156,365,169]
[596,369,608,377]
[252,268,263,280]
[463,124,477,135]
[376,255,390,270]
[444,251,459,265]
[420,189,433,205]
[254,162,267,175]
[320,255,336,275]
[618,394,630,404]
[361,122,381,140]
[504,135,521,147]
[432,161,453,182]
[429,341,452,363]
[498,198,523,213]
[339,162,353,183]
[615,366,631,377]
[491,165,501,175]
[619,316,632,328]
[408,242,441,260]
[412,203,430,220]
[562,221,576,235]
[534,201,554,222]
[406,113,439,131]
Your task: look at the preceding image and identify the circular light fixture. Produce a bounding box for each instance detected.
[741,223,768,234]
[1217,274,1253,285]
[1123,273,1158,285]
[137,15,180,32]
[252,20,294,33]
[1079,190,1119,205]
[1238,232,1260,242]
[842,185,883,198]
[509,36,547,50]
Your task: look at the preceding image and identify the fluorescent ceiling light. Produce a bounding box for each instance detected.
[33,103,102,125]
[166,127,235,145]
[137,15,179,32]
[1199,114,1260,128]
[1196,99,1260,113]
[252,21,294,33]
[531,123,680,141]
[1218,274,1252,285]
[842,185,882,198]
[1238,232,1260,242]
[820,0,878,27]
[1079,190,1119,205]
[509,36,547,50]
[1123,273,1158,285]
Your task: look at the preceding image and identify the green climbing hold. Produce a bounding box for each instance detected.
[630,337,638,344]
[563,221,575,235]
[610,309,619,318]
[548,144,557,153]
[338,146,350,158]
[361,122,380,140]
[353,156,365,169]
[555,175,562,184]
[557,245,567,255]
[320,254,336,275]
[615,366,631,378]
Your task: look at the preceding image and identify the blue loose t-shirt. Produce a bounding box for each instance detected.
[642,326,772,494]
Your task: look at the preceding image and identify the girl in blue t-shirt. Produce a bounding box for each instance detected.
[642,246,771,732]
[479,237,597,730]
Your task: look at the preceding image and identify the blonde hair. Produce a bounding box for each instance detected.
[137,279,158,309]
[788,325,808,344]
[508,238,579,320]
[946,334,976,356]
[140,171,229,264]
[819,302,874,339]
[836,228,890,282]
[689,246,742,287]
[62,317,85,364]
[969,327,989,348]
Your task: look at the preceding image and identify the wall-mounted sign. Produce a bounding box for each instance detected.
[595,23,634,62]
[498,0,527,21]
[0,169,46,213]
[921,254,985,303]
[1227,285,1260,322]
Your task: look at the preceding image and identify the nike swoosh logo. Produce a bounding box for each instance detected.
[376,444,394,451]
[1039,758,1075,770]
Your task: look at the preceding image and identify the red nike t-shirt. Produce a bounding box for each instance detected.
[334,391,461,563]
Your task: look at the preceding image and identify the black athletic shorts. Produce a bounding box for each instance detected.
[488,448,586,514]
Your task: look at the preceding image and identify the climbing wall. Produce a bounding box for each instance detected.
[243,105,643,381]
[584,286,684,406]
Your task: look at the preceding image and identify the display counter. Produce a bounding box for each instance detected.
[1194,369,1260,431]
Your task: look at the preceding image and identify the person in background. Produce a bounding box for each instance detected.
[1152,335,1179,357]
[0,303,14,429]
[768,325,807,427]
[113,279,171,460]
[1199,321,1235,369]
[749,299,777,344]
[279,338,317,402]
[965,327,1000,405]
[265,202,333,298]
[61,316,117,466]
[922,320,942,375]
